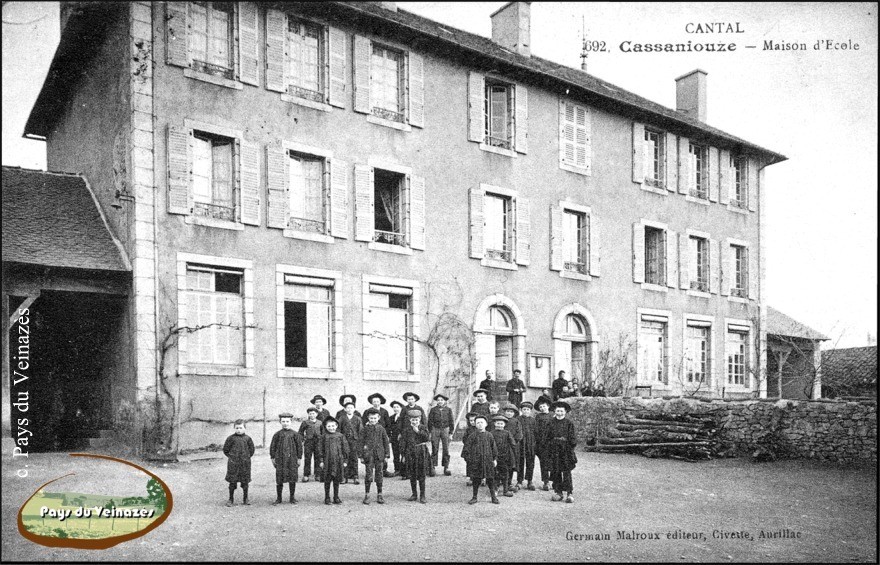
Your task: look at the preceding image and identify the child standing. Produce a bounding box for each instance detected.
[502,403,524,491]
[388,401,404,476]
[223,419,255,506]
[311,395,331,422]
[464,414,498,504]
[427,394,454,477]
[546,401,578,503]
[490,415,516,498]
[299,407,323,483]
[471,389,491,418]
[336,394,362,421]
[460,412,478,486]
[364,393,391,477]
[534,396,553,491]
[518,401,538,491]
[269,412,303,505]
[317,416,349,504]
[400,409,431,503]
[338,400,363,484]
[358,411,391,504]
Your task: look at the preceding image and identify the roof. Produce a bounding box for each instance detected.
[821,346,878,387]
[766,307,829,341]
[1,166,131,272]
[25,2,786,165]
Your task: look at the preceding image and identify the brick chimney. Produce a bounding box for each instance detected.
[490,2,531,57]
[675,69,708,122]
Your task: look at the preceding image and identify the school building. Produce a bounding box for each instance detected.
[4,2,786,455]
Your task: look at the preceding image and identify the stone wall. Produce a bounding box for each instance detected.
[565,396,877,463]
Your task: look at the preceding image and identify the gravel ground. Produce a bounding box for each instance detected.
[2,443,876,562]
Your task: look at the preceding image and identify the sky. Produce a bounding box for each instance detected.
[2,2,877,349]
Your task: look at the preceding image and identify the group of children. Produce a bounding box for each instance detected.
[222,389,578,506]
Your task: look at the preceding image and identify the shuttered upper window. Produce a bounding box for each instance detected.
[550,202,599,280]
[189,2,233,77]
[371,44,405,122]
[632,123,675,194]
[353,163,426,253]
[732,155,748,208]
[468,184,530,269]
[468,72,527,155]
[644,129,665,187]
[689,142,709,200]
[288,152,326,234]
[287,19,324,102]
[352,36,424,130]
[633,220,677,291]
[689,235,709,292]
[731,245,748,298]
[559,100,592,174]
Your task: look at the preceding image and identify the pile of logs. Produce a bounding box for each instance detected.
[595,410,720,461]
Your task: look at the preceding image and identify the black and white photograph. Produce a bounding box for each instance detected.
[1,1,877,562]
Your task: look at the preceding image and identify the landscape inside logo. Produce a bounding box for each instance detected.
[18,454,173,549]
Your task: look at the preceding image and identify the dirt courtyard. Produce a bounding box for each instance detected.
[2,442,876,562]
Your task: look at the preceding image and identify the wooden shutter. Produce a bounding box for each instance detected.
[708,146,720,202]
[719,149,731,205]
[748,247,758,300]
[665,132,677,192]
[747,157,759,212]
[678,233,689,289]
[559,100,574,167]
[408,52,425,128]
[588,214,600,277]
[239,140,260,225]
[353,35,371,114]
[266,144,288,228]
[409,174,426,250]
[468,72,485,142]
[665,230,677,288]
[167,125,191,215]
[166,2,189,67]
[354,164,373,241]
[549,205,563,271]
[579,105,592,172]
[329,158,348,238]
[709,238,720,294]
[514,196,530,265]
[238,2,259,85]
[632,223,645,284]
[720,243,730,296]
[678,137,690,194]
[265,8,286,93]
[632,122,645,183]
[514,85,528,153]
[325,26,347,108]
[469,186,484,259]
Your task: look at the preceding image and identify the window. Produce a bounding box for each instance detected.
[644,129,665,188]
[287,19,324,103]
[484,193,512,262]
[370,44,405,122]
[731,245,748,298]
[726,327,749,386]
[284,280,332,369]
[288,152,326,233]
[563,210,587,275]
[373,169,406,246]
[732,156,748,208]
[488,305,512,331]
[189,2,234,78]
[560,100,591,173]
[365,288,411,372]
[185,265,243,366]
[689,142,709,199]
[685,323,710,383]
[639,316,667,385]
[645,226,666,285]
[689,235,709,292]
[485,81,514,150]
[192,132,235,221]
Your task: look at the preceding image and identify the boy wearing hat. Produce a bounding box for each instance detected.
[490,415,516,498]
[502,403,524,492]
[364,393,392,477]
[311,395,331,422]
[518,401,538,491]
[317,416,349,504]
[428,394,454,477]
[461,411,478,486]
[336,394,361,421]
[400,408,431,503]
[299,407,323,483]
[546,401,578,503]
[388,400,404,476]
[358,410,391,504]
[464,414,498,504]
[338,400,363,484]
[534,396,553,491]
[269,412,303,504]
[223,420,255,506]
[397,392,426,480]
[471,389,491,417]
[505,369,527,407]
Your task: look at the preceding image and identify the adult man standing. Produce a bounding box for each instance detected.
[471,389,491,417]
[552,370,570,400]
[479,370,497,401]
[506,369,527,407]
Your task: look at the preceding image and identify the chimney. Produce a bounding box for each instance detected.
[490,2,531,57]
[675,69,708,122]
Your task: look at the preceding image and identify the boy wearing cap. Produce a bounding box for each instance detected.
[502,403,524,492]
[505,369,527,407]
[518,401,538,491]
[546,401,578,503]
[338,400,363,484]
[364,393,392,477]
[428,394,454,477]
[490,415,516,498]
[464,414,498,504]
[223,420,255,506]
[358,411,391,504]
[317,416,348,504]
[534,396,553,491]
[388,400,404,476]
[299,407,323,483]
[400,409,431,503]
[270,412,303,505]
[311,395,331,422]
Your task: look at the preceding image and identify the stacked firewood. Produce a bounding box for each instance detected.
[595,410,720,461]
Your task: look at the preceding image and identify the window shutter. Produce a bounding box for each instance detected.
[239,140,261,225]
[514,85,528,153]
[237,2,259,85]
[354,164,373,241]
[578,105,592,172]
[588,214,600,277]
[719,149,731,205]
[631,122,645,183]
[468,72,485,143]
[665,132,677,192]
[353,35,371,114]
[167,125,191,215]
[266,144,289,228]
[328,158,348,238]
[327,26,347,108]
[678,136,690,195]
[166,2,189,67]
[408,52,425,128]
[265,8,286,93]
[678,233,689,289]
[748,247,758,299]
[549,205,563,271]
[665,230,677,288]
[709,238,719,294]
[514,196,530,265]
[632,223,645,284]
[409,174,426,250]
[708,146,720,202]
[747,158,759,212]
[559,100,574,167]
[720,243,730,296]
[469,186,484,259]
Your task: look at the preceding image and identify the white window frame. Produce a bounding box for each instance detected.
[731,155,749,209]
[643,128,666,190]
[183,119,245,231]
[281,140,334,243]
[726,237,750,303]
[361,274,420,382]
[724,318,754,391]
[480,183,520,270]
[637,308,672,389]
[182,1,243,90]
[682,313,715,391]
[642,219,668,291]
[363,38,416,132]
[479,79,518,158]
[367,158,414,255]
[177,252,254,377]
[284,17,327,108]
[686,142,710,204]
[559,201,592,281]
[687,229,710,296]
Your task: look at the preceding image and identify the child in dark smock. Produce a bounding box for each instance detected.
[534,396,553,491]
[338,400,363,484]
[546,401,578,503]
[490,415,517,498]
[400,409,431,503]
[464,414,498,504]
[461,412,478,486]
[358,411,391,505]
[269,412,303,504]
[223,419,255,506]
[517,401,538,491]
[299,407,323,483]
[503,403,524,492]
[317,416,349,504]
